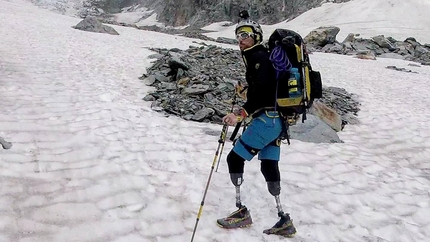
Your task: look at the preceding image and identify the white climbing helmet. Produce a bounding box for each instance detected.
[235,12,263,43]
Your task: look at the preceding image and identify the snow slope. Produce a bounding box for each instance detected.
[204,0,430,44]
[1,0,430,241]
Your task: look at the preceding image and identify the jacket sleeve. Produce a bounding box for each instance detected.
[242,51,274,115]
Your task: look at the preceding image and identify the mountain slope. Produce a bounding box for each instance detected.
[204,0,430,44]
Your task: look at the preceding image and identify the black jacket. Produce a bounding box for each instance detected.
[241,44,278,115]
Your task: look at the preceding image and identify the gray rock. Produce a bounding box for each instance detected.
[386,66,418,74]
[408,63,421,67]
[342,33,356,43]
[183,84,211,95]
[143,95,156,101]
[289,114,342,143]
[154,73,170,83]
[414,45,429,58]
[168,56,190,71]
[143,76,156,86]
[371,35,396,50]
[73,16,119,35]
[306,28,429,65]
[321,43,343,53]
[405,37,420,47]
[191,108,215,121]
[159,82,177,90]
[0,137,12,149]
[394,41,414,55]
[304,26,340,47]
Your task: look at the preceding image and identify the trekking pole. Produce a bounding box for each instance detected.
[228,85,248,142]
[229,122,242,142]
[215,94,237,172]
[190,123,229,242]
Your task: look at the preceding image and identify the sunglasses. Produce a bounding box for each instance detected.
[236,32,254,40]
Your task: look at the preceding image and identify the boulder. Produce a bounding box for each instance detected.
[371,35,396,50]
[304,26,340,47]
[73,16,119,35]
[289,114,342,143]
[309,102,342,132]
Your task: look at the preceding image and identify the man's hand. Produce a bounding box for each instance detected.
[222,109,248,126]
[222,113,239,126]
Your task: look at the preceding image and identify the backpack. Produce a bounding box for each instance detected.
[266,29,323,124]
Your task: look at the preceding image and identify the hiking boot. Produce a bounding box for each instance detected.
[263,213,296,237]
[216,206,253,229]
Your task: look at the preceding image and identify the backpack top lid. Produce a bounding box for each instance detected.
[268,29,304,51]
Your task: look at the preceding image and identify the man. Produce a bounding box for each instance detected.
[216,14,297,237]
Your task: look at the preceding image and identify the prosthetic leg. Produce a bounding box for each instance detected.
[261,160,297,237]
[216,173,253,229]
[217,151,253,229]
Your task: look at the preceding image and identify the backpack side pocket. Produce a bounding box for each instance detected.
[309,70,322,99]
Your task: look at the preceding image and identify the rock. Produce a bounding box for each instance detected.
[304,26,340,47]
[0,137,12,149]
[393,41,414,55]
[318,87,361,126]
[342,33,356,43]
[378,53,405,59]
[321,43,344,54]
[289,114,342,143]
[408,63,421,67]
[309,102,342,132]
[386,36,398,43]
[414,45,429,57]
[355,50,377,60]
[177,77,190,86]
[168,56,190,71]
[183,84,211,95]
[143,76,156,86]
[404,37,420,47]
[153,73,170,83]
[303,27,429,65]
[371,35,396,50]
[191,108,215,121]
[143,95,156,101]
[73,16,119,35]
[386,66,418,74]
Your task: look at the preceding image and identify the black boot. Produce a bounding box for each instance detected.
[263,213,296,237]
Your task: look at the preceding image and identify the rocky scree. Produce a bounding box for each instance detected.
[141,44,361,126]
